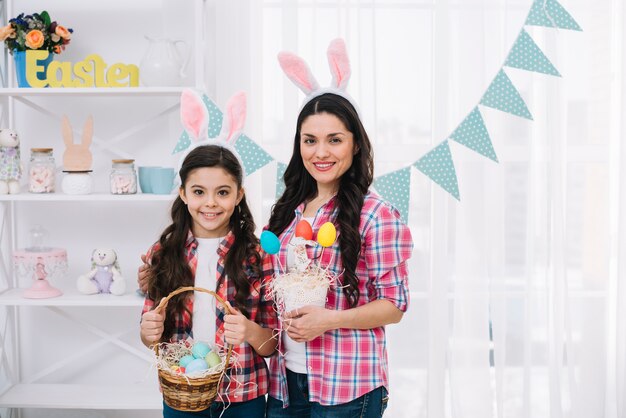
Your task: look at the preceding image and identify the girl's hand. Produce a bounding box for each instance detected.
[223,302,252,346]
[140,310,164,345]
[283,305,336,342]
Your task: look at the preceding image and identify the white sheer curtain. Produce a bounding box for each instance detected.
[215,0,622,416]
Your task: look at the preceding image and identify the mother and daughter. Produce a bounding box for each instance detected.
[138,39,413,418]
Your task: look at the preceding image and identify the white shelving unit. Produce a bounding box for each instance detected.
[0,0,209,415]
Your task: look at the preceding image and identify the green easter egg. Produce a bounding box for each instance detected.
[205,351,221,368]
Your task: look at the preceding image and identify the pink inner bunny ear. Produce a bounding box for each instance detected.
[277,51,320,95]
[180,89,208,141]
[327,38,351,90]
[222,91,247,143]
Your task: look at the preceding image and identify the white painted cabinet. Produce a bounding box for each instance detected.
[0,0,209,414]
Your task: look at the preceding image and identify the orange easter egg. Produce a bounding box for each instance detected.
[295,219,313,240]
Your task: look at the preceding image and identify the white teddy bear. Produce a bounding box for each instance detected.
[0,128,22,194]
[77,248,126,295]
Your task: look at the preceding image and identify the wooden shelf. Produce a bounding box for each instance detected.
[0,87,187,97]
[0,383,161,409]
[0,288,145,307]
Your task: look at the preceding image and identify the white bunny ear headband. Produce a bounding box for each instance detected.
[277,38,360,114]
[177,89,247,179]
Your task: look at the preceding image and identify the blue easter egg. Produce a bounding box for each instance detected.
[185,358,209,374]
[191,342,211,359]
[260,230,281,255]
[179,354,195,368]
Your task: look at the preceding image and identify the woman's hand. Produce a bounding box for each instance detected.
[137,254,150,294]
[283,305,337,342]
[140,310,164,347]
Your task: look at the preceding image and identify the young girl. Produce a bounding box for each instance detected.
[140,92,277,418]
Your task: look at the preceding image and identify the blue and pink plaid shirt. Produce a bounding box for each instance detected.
[268,192,413,406]
[142,230,278,403]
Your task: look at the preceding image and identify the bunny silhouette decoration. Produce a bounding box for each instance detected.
[61,115,93,172]
[177,89,247,176]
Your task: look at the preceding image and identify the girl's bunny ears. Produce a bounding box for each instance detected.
[277,38,359,113]
[177,89,247,178]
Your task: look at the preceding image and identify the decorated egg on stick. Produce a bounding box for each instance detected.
[260,230,281,255]
[295,219,313,240]
[317,222,336,248]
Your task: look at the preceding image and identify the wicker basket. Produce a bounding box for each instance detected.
[154,286,233,412]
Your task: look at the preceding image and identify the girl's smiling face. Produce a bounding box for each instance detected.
[179,166,243,238]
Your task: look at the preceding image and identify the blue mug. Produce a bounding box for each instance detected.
[138,166,158,193]
[150,167,176,194]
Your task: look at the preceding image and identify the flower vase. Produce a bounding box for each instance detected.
[14,50,53,88]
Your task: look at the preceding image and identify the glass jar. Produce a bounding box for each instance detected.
[110,159,137,194]
[29,148,55,193]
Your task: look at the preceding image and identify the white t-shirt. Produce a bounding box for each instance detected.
[284,216,314,373]
[192,237,222,344]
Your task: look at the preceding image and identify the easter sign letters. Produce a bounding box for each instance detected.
[26,50,139,88]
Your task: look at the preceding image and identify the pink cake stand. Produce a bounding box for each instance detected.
[13,248,67,299]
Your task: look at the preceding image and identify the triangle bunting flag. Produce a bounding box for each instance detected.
[202,94,224,138]
[276,162,287,200]
[172,130,191,154]
[413,140,460,201]
[234,134,274,176]
[506,29,560,76]
[480,69,533,120]
[449,107,498,162]
[525,0,581,31]
[373,167,411,223]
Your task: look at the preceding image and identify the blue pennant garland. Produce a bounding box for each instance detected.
[480,70,533,120]
[373,167,411,223]
[202,94,224,138]
[173,131,192,154]
[449,107,498,162]
[234,134,274,176]
[526,0,581,31]
[413,140,460,201]
[276,162,287,200]
[506,29,560,76]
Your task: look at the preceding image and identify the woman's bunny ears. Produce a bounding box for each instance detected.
[277,38,359,113]
[177,89,247,178]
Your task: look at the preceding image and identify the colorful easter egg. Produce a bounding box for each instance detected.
[185,358,209,374]
[295,219,313,240]
[179,354,195,368]
[191,342,211,359]
[317,222,336,247]
[260,230,281,255]
[205,351,222,368]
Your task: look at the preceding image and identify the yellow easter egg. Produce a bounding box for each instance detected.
[317,222,336,247]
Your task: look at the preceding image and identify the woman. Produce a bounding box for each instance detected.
[265,91,413,418]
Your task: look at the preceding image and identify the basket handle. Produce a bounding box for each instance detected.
[153,286,234,373]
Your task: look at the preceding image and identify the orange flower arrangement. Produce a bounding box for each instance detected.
[1,11,73,55]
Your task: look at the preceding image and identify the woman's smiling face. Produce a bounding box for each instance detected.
[299,112,355,193]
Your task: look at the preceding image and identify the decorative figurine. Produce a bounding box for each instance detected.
[61,115,94,194]
[0,128,22,194]
[76,248,126,295]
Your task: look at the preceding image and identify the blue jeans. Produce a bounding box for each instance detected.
[163,395,265,418]
[266,369,389,418]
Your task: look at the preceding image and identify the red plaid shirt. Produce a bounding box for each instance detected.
[142,230,278,403]
[268,192,413,406]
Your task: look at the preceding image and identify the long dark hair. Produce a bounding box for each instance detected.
[148,145,260,341]
[268,93,374,308]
